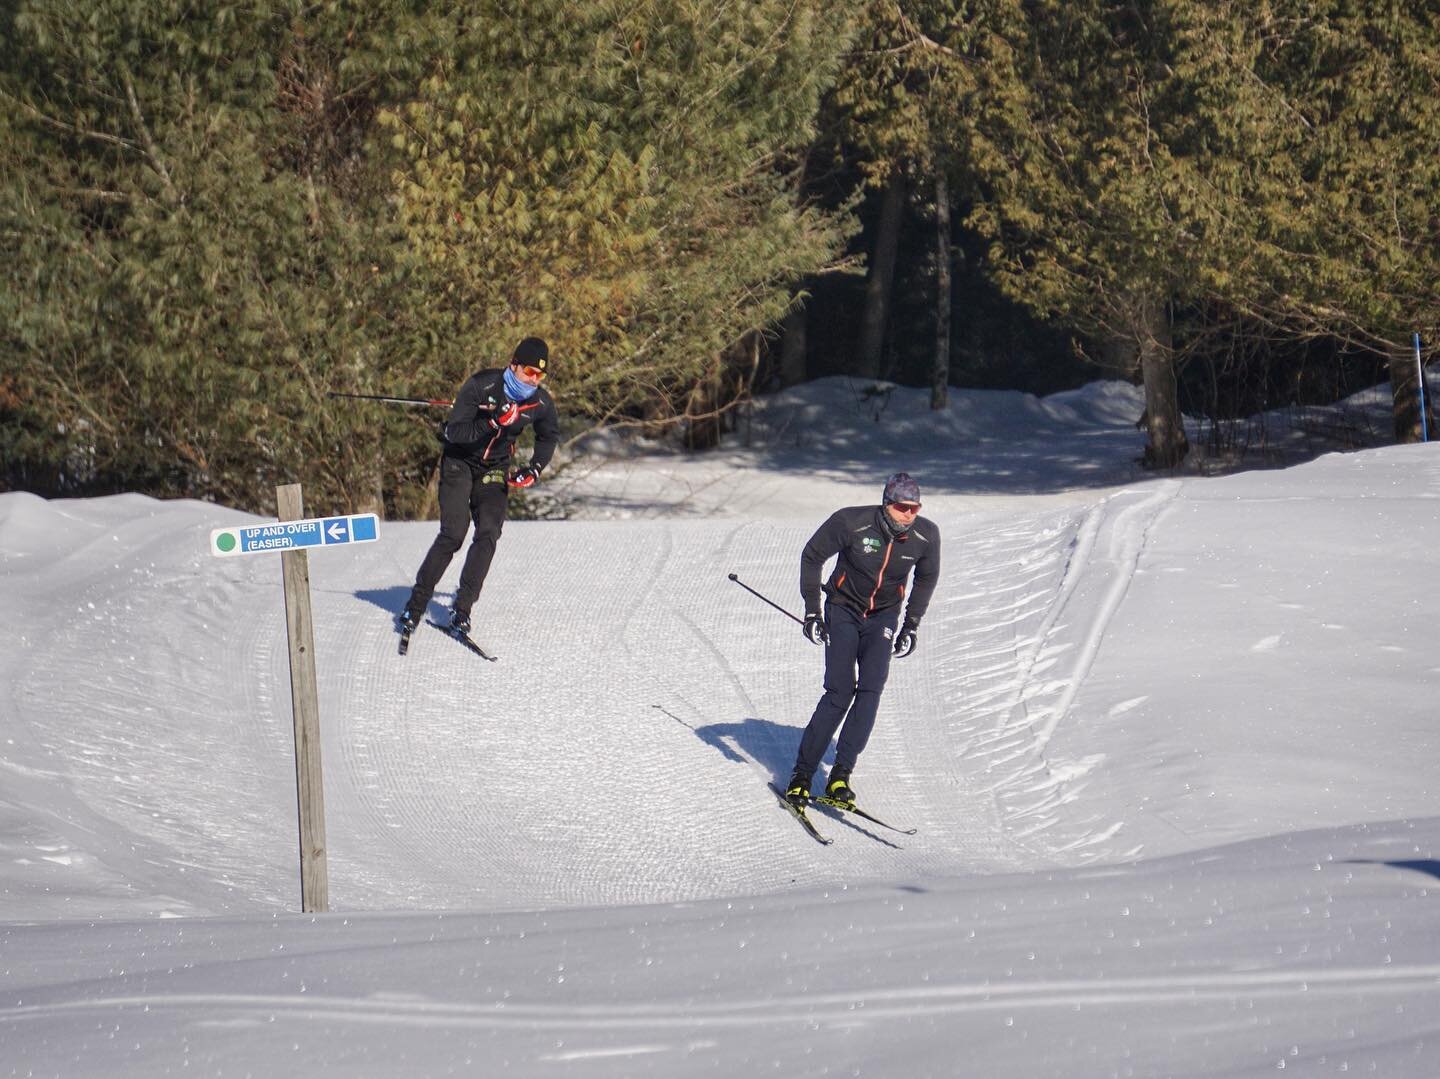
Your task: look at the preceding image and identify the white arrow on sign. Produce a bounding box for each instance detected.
[327,521,348,541]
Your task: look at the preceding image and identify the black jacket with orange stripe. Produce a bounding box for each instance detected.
[440,368,560,472]
[800,505,941,628]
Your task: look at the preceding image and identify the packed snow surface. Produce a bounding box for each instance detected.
[3,378,1438,1077]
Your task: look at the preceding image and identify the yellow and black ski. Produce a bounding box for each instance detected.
[812,795,917,836]
[768,783,832,845]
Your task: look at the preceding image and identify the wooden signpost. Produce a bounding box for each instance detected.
[210,487,380,913]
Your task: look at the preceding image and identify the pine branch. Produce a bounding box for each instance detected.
[889,1,967,62]
[118,63,180,206]
[1,90,142,154]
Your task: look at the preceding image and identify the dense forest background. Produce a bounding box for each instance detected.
[3,1,1437,516]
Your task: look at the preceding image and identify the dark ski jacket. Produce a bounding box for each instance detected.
[440,368,560,472]
[800,505,941,627]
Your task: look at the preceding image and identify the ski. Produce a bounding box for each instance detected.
[396,612,418,656]
[811,796,917,835]
[769,783,832,845]
[425,619,499,662]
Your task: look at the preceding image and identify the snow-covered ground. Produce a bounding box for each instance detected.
[3,378,1438,1077]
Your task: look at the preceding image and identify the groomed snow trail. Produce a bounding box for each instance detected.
[0,485,1167,916]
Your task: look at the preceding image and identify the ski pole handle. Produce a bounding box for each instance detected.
[327,391,454,408]
[727,573,804,625]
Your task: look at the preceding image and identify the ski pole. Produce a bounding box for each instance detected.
[326,391,453,408]
[727,573,804,625]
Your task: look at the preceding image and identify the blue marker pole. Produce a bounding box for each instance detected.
[1416,332,1430,443]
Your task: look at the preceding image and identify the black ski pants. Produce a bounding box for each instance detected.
[793,603,899,781]
[405,456,508,619]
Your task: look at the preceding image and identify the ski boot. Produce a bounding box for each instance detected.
[448,608,472,636]
[825,769,856,806]
[785,769,813,807]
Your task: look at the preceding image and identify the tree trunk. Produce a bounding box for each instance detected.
[352,438,385,517]
[857,172,906,379]
[931,170,951,411]
[684,358,724,450]
[1131,295,1189,469]
[1388,344,1426,443]
[780,300,808,387]
[684,332,763,450]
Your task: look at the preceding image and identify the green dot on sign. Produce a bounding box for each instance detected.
[216,532,237,553]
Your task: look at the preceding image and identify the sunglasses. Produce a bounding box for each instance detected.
[890,502,921,514]
[515,365,546,381]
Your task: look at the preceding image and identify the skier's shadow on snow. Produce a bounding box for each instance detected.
[664,707,900,846]
[1347,859,1440,883]
[676,710,835,783]
[355,586,411,616]
[355,586,452,625]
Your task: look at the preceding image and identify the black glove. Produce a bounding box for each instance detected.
[507,465,541,489]
[893,622,917,658]
[802,613,828,646]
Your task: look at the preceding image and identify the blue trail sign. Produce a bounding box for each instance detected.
[210,513,379,558]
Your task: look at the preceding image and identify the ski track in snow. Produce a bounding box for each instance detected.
[13,395,1440,1079]
[0,481,1175,916]
[8,961,1440,1027]
[4,499,293,915]
[927,482,1181,865]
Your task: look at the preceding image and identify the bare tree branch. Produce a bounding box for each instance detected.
[1,89,143,154]
[118,63,180,205]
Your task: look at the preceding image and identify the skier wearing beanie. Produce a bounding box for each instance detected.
[399,336,560,639]
[785,472,941,807]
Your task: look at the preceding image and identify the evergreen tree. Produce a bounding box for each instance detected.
[380,0,857,433]
[1174,1,1440,440]
[964,0,1202,467]
[0,1,435,510]
[963,1,1440,452]
[0,1,859,512]
[825,1,976,390]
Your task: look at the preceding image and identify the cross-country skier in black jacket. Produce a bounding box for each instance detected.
[399,336,560,635]
[785,472,941,806]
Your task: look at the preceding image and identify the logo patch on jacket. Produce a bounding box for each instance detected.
[862,536,882,554]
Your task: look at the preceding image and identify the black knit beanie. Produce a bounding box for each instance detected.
[511,336,549,372]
